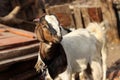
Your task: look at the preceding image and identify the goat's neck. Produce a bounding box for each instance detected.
[60,26,71,36]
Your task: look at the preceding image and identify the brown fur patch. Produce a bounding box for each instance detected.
[35,23,54,42]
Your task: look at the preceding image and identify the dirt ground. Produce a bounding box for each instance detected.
[107,43,120,80]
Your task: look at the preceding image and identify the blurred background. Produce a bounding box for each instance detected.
[0,0,120,80]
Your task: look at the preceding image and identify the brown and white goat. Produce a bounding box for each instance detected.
[34,15,107,80]
[34,15,71,79]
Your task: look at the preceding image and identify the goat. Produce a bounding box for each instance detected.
[34,15,72,80]
[60,28,103,80]
[34,14,107,80]
[58,20,107,80]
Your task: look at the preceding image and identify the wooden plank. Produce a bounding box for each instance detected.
[9,69,37,80]
[73,7,83,28]
[0,24,35,38]
[0,28,6,32]
[6,27,35,38]
[0,36,37,50]
[0,32,15,39]
[0,58,37,80]
[46,4,71,13]
[80,8,90,28]
[0,23,37,50]
[0,52,37,67]
[45,0,72,6]
[0,43,39,61]
[46,4,75,28]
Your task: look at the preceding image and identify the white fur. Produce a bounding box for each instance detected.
[45,15,61,37]
[60,26,70,36]
[35,23,106,80]
[56,28,102,80]
[61,27,75,36]
[36,15,107,80]
[86,22,108,80]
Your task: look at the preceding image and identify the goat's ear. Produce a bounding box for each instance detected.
[35,25,44,42]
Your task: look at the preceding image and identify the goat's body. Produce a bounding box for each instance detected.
[56,29,103,80]
[34,14,107,80]
[35,28,103,80]
[62,29,96,72]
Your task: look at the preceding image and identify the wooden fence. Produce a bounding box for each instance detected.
[46,1,120,43]
[0,0,119,42]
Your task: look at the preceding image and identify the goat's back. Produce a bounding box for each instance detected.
[61,29,101,72]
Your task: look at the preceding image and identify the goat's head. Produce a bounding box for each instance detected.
[34,14,62,43]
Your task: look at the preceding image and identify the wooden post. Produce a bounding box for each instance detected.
[73,7,83,28]
[80,8,90,28]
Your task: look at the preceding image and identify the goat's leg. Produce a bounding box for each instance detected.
[35,52,41,72]
[35,60,41,72]
[79,63,88,80]
[91,61,102,80]
[79,71,86,80]
[58,66,72,80]
[72,73,76,80]
[102,46,107,80]
[35,52,45,72]
[45,69,53,80]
